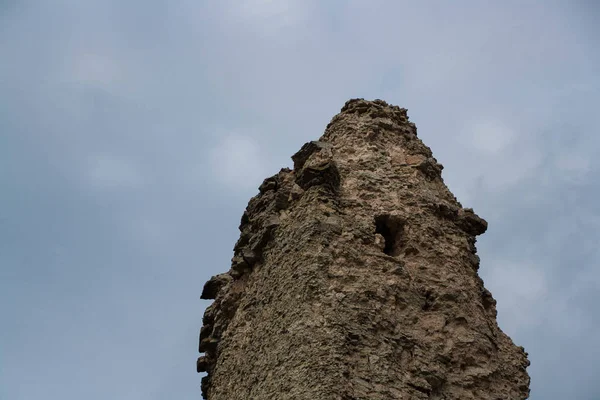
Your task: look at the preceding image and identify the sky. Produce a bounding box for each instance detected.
[0,1,598,399]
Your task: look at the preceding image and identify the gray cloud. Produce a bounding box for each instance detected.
[1,1,598,399]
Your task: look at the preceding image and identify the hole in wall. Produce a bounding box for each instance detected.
[422,289,435,311]
[374,214,405,256]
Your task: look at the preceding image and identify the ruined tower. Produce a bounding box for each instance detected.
[197,99,531,399]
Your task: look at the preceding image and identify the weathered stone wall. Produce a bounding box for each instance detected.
[197,99,530,399]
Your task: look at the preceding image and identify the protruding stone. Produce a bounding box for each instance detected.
[295,161,340,191]
[289,183,304,201]
[457,208,488,236]
[434,202,459,219]
[201,376,211,399]
[264,215,281,230]
[199,337,219,353]
[202,303,216,326]
[291,141,332,170]
[239,211,250,230]
[416,157,443,180]
[200,273,232,300]
[231,255,250,272]
[199,325,212,342]
[197,356,210,373]
[241,248,259,265]
[233,230,251,252]
[259,176,278,193]
[275,190,290,210]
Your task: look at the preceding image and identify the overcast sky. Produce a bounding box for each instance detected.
[1,1,599,399]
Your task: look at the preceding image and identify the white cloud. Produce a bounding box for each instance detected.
[70,53,121,87]
[463,119,516,154]
[554,151,592,184]
[208,135,268,191]
[220,0,312,36]
[86,155,144,189]
[227,0,304,20]
[454,117,543,192]
[233,0,295,16]
[543,291,587,339]
[483,262,548,334]
[125,217,166,250]
[488,148,543,191]
[484,258,595,340]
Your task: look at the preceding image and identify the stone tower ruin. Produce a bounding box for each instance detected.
[197,99,531,399]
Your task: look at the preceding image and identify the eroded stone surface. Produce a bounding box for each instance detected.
[197,99,530,399]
